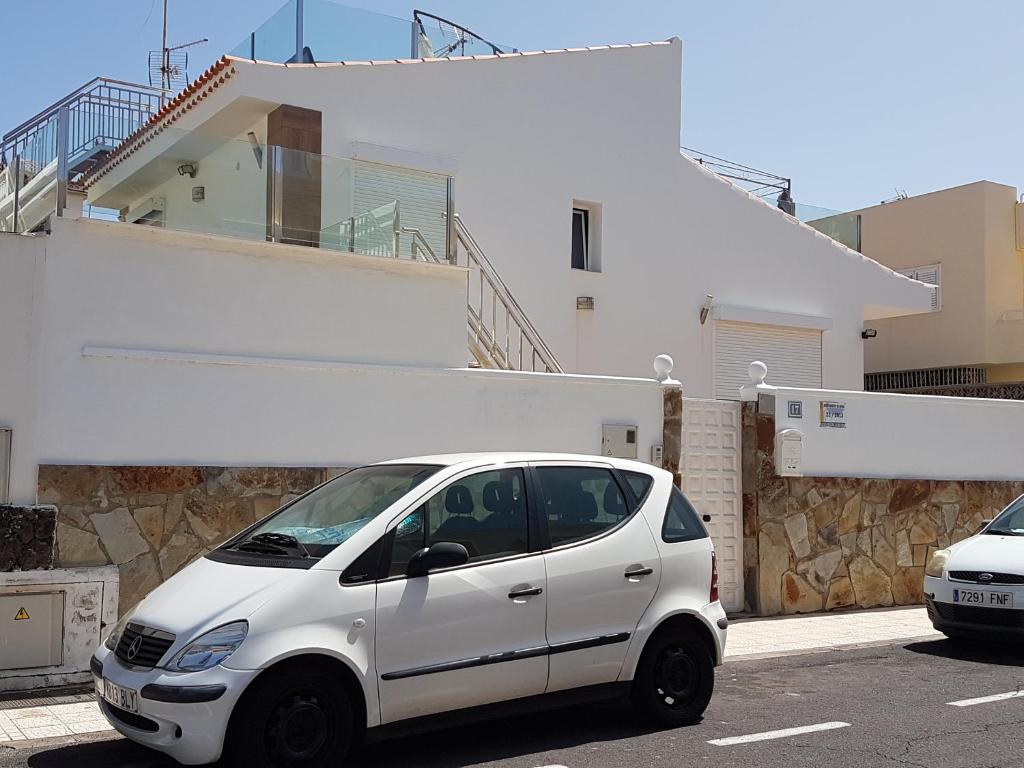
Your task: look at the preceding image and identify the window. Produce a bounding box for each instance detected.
[898,264,941,311]
[242,464,439,558]
[663,486,708,543]
[536,466,632,547]
[621,470,654,506]
[571,208,589,270]
[571,202,602,272]
[388,468,529,576]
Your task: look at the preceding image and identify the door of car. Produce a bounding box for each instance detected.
[533,462,662,692]
[374,465,548,724]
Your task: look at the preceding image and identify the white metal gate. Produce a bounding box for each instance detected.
[681,398,744,613]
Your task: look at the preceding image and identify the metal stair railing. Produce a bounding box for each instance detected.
[454,215,563,374]
[1,77,167,230]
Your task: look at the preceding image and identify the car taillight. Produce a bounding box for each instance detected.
[710,552,719,603]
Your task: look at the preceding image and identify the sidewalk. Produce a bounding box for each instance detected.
[725,605,940,660]
[0,607,941,744]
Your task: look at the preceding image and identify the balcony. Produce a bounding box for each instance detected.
[229,0,514,65]
[84,128,454,263]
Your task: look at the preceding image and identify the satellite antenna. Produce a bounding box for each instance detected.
[149,0,208,91]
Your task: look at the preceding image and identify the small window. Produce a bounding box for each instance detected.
[571,208,589,270]
[388,468,529,576]
[536,466,632,547]
[621,470,655,506]
[898,264,941,312]
[571,202,602,272]
[663,486,708,543]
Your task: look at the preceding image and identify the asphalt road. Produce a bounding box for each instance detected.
[4,638,1024,768]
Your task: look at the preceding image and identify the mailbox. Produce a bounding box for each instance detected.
[775,428,804,477]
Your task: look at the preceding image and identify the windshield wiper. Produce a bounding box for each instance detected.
[985,528,1024,536]
[231,532,312,557]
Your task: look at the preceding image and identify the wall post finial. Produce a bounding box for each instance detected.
[653,354,680,386]
[740,360,773,401]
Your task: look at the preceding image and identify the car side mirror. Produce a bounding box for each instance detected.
[406,542,469,578]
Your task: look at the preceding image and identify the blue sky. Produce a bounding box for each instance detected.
[3,0,1020,211]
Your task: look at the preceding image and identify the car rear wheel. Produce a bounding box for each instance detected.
[631,627,715,727]
[226,665,355,768]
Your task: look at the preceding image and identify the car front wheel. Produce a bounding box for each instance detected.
[226,663,355,768]
[631,627,715,727]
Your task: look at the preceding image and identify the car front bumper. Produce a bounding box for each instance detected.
[924,575,1024,640]
[92,645,256,765]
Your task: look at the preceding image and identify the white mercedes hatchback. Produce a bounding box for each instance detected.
[925,493,1024,640]
[91,453,727,766]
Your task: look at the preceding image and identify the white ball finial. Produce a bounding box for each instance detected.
[748,360,768,385]
[653,354,674,381]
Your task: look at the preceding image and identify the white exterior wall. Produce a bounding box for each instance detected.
[0,219,663,504]
[172,44,932,397]
[771,386,1024,481]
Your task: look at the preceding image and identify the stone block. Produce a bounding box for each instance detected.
[0,505,58,571]
[90,508,149,565]
[909,514,938,545]
[840,532,858,557]
[896,530,913,567]
[826,576,856,610]
[159,526,203,579]
[872,526,897,575]
[56,523,107,567]
[849,556,894,608]
[784,514,811,559]
[164,494,184,535]
[890,479,930,513]
[862,479,893,504]
[133,506,164,551]
[107,466,204,495]
[758,522,791,616]
[892,567,925,605]
[253,497,282,521]
[782,571,823,614]
[838,493,861,535]
[931,481,963,505]
[118,553,163,614]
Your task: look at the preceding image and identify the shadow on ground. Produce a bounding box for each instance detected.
[23,700,670,768]
[904,638,1024,668]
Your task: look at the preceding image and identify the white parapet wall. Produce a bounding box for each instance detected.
[744,362,1024,481]
[0,219,664,503]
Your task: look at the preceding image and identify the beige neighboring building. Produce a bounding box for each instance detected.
[824,181,1024,395]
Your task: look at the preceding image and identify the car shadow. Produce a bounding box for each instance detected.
[23,700,673,768]
[904,638,1024,668]
[26,737,177,767]
[352,699,671,768]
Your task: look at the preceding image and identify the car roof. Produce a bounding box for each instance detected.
[375,452,664,474]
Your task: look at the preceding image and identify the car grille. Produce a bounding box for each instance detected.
[948,571,1024,585]
[934,602,1024,629]
[114,623,175,669]
[100,700,160,733]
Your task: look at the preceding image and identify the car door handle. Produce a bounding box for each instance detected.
[508,586,543,599]
[624,567,654,579]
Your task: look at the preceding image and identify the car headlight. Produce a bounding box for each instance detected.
[103,611,135,651]
[925,548,951,578]
[166,621,248,672]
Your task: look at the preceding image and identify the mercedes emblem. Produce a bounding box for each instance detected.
[126,635,143,660]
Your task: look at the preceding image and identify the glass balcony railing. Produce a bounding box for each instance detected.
[803,208,862,252]
[85,129,453,263]
[230,0,513,64]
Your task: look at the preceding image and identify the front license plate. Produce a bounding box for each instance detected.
[954,589,1014,608]
[99,678,139,714]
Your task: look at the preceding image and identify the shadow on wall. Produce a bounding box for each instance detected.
[37,465,348,614]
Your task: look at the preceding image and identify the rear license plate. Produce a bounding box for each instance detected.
[953,589,1014,608]
[98,678,139,713]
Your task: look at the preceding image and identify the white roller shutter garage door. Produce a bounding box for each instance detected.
[715,321,822,400]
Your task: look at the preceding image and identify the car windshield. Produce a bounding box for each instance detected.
[985,496,1024,536]
[225,464,440,558]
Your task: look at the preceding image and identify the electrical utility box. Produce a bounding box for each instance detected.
[0,592,65,670]
[602,424,638,459]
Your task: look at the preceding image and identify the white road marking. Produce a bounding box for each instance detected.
[948,690,1024,707]
[707,721,851,746]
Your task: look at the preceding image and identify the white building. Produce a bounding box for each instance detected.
[77,36,931,399]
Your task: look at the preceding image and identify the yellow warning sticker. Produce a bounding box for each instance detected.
[14,607,30,621]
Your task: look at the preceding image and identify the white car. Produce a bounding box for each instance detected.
[91,453,727,766]
[925,493,1024,640]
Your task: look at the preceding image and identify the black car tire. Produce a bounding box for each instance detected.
[226,663,355,768]
[631,627,715,727]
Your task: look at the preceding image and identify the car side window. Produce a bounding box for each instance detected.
[535,466,632,547]
[388,468,529,576]
[663,486,708,543]
[621,470,655,506]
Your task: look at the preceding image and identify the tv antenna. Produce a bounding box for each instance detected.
[150,0,208,91]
